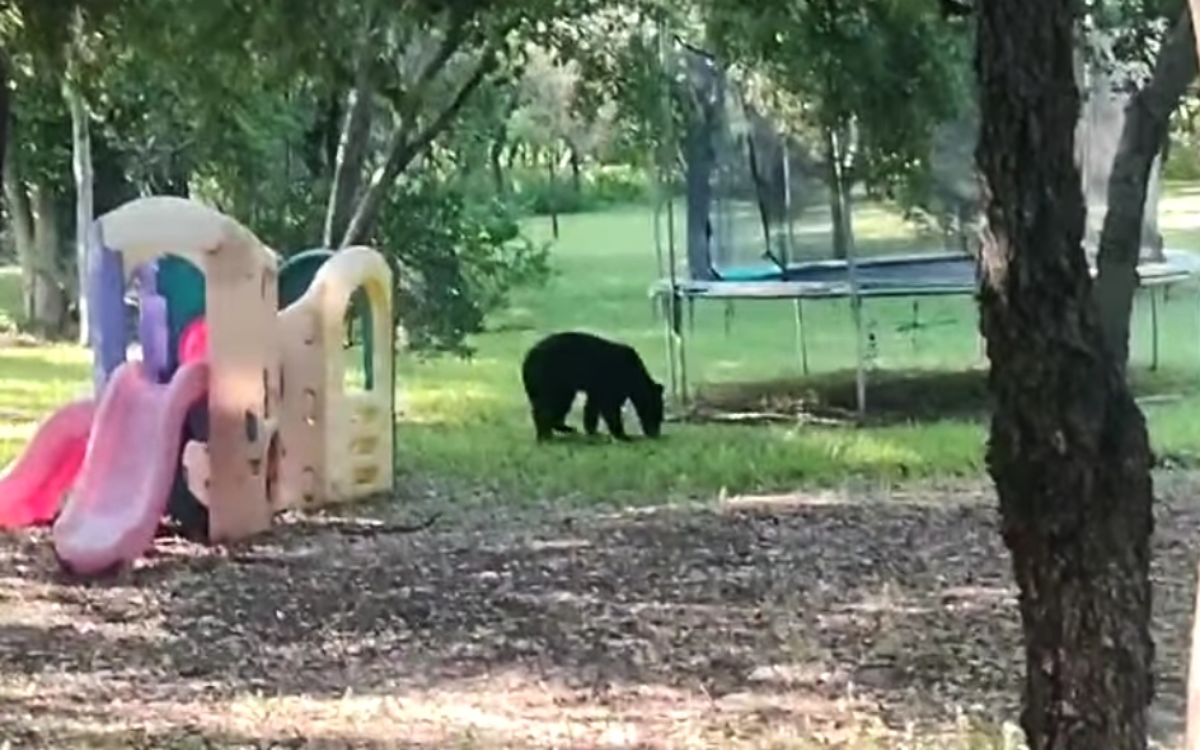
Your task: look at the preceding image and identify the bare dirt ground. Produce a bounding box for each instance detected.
[0,474,1195,749]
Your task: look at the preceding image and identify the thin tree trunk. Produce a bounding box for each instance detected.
[323,58,374,248]
[547,148,559,239]
[1094,7,1196,369]
[29,184,68,337]
[489,135,507,197]
[569,146,582,196]
[4,148,36,321]
[977,1,1154,748]
[0,55,9,185]
[66,62,94,346]
[825,126,848,260]
[338,50,497,248]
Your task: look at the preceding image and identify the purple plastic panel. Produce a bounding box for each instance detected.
[134,263,170,383]
[87,223,128,394]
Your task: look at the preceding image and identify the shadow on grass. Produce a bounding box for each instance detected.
[690,365,1200,427]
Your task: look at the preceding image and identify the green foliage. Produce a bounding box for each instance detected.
[1085,0,1177,71]
[703,0,973,195]
[375,178,551,356]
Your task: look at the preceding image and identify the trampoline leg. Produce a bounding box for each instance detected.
[688,296,696,335]
[793,298,809,376]
[661,293,679,406]
[1150,289,1159,370]
[851,297,867,418]
[724,301,735,337]
[911,300,920,355]
[676,293,690,407]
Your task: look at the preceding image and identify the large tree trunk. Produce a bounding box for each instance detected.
[66,69,94,346]
[1094,7,1196,369]
[977,1,1155,748]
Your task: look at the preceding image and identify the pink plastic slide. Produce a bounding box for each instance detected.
[0,400,97,528]
[53,360,209,576]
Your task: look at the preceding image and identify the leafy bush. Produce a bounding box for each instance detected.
[375,179,552,356]
[588,165,655,205]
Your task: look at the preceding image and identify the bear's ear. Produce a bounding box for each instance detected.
[654,382,664,395]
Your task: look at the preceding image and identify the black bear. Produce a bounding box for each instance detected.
[521,331,664,442]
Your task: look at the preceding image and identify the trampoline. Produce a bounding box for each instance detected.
[645,35,1200,415]
[649,246,1200,413]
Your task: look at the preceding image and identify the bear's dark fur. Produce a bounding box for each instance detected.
[521,331,664,442]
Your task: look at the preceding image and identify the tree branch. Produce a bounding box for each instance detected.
[381,6,474,119]
[323,44,376,247]
[1093,6,1196,367]
[338,44,501,247]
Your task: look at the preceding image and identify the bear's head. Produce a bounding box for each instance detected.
[633,381,665,438]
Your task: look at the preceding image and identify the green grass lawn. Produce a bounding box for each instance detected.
[4,197,1200,506]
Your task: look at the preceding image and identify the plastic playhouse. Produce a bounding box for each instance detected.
[0,196,396,576]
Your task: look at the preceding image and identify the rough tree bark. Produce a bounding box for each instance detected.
[1182,8,1200,750]
[976,0,1155,748]
[1094,6,1196,369]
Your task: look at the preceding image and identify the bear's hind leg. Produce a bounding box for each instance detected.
[533,388,576,441]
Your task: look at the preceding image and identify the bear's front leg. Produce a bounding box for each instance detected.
[583,396,601,435]
[600,402,631,441]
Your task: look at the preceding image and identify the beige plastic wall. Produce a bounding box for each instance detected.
[278,246,394,509]
[98,197,280,542]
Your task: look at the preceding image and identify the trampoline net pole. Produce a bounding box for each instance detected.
[782,139,794,270]
[657,17,683,407]
[1151,286,1160,372]
[793,298,809,376]
[653,191,665,280]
